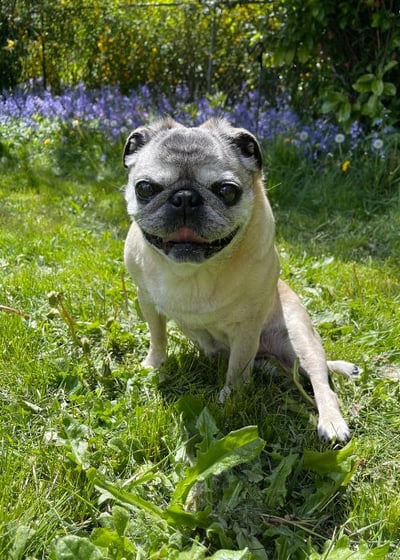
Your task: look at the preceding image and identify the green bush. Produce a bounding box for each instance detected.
[260,0,400,128]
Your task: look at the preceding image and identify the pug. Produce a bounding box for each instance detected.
[123,117,360,442]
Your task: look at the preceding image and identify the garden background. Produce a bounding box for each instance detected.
[0,1,400,559]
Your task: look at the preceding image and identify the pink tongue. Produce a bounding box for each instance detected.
[164,226,207,243]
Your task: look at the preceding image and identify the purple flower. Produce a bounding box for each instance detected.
[0,80,393,163]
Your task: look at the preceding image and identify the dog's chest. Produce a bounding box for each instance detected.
[149,273,222,318]
[150,275,231,351]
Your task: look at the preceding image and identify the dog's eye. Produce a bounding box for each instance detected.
[135,180,160,202]
[212,182,241,206]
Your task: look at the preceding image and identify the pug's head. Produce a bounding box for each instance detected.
[123,118,263,263]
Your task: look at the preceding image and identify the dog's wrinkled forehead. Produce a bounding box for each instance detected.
[137,128,241,185]
[157,128,224,164]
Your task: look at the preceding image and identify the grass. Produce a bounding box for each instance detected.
[0,135,399,559]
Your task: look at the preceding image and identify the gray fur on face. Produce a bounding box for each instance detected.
[123,118,262,263]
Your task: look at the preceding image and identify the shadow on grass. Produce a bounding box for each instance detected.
[154,349,317,448]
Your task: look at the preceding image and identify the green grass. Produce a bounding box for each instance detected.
[0,141,399,559]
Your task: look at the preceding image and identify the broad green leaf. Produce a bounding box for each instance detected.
[91,528,136,554]
[361,94,380,117]
[371,79,384,96]
[70,438,89,469]
[91,470,211,529]
[53,536,105,560]
[196,407,219,452]
[352,74,374,93]
[176,395,205,429]
[301,441,357,514]
[353,82,371,93]
[207,521,234,549]
[322,91,347,113]
[210,551,251,560]
[9,525,34,560]
[164,503,211,529]
[355,541,390,559]
[274,47,295,66]
[91,473,165,519]
[175,544,251,560]
[298,45,311,63]
[284,47,296,64]
[112,505,130,536]
[176,543,206,559]
[337,102,352,123]
[90,528,120,548]
[264,453,298,507]
[356,73,375,84]
[302,439,356,482]
[382,59,398,74]
[173,426,265,504]
[322,99,339,113]
[383,82,396,96]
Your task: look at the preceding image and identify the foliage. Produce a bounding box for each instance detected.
[0,0,264,97]
[0,0,23,89]
[1,1,400,127]
[260,0,400,128]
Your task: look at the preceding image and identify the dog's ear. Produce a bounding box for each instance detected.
[200,119,262,171]
[123,117,180,168]
[123,129,148,167]
[229,130,263,170]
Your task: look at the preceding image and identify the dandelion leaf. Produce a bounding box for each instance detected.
[264,453,299,508]
[173,425,265,505]
[53,535,105,560]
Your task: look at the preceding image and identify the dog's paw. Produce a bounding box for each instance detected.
[218,385,232,404]
[142,351,165,369]
[317,412,350,443]
[327,360,363,380]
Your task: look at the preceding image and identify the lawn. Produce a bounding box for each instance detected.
[0,88,399,559]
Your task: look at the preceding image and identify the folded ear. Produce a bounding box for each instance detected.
[230,129,263,170]
[123,117,180,168]
[123,129,148,167]
[200,118,262,171]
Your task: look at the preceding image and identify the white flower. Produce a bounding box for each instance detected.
[334,133,345,144]
[299,131,309,141]
[373,138,383,150]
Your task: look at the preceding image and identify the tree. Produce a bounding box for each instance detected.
[259,0,400,127]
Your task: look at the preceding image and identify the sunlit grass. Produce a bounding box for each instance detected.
[0,131,399,558]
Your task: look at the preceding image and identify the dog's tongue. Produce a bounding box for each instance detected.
[164,226,207,244]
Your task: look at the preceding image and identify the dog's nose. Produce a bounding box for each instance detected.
[169,189,202,209]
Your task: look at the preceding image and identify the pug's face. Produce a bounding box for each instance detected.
[123,118,263,263]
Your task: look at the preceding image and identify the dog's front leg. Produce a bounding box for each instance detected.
[218,330,261,403]
[138,288,167,369]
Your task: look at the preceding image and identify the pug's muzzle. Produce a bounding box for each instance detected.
[142,188,239,263]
